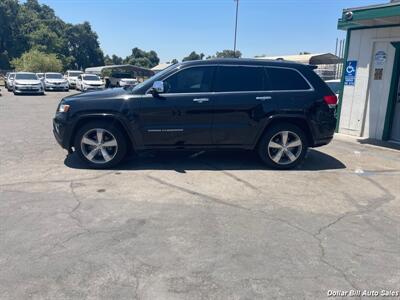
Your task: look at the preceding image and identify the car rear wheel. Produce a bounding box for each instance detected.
[74,121,128,169]
[258,123,308,170]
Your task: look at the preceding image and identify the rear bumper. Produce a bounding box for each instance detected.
[312,136,334,147]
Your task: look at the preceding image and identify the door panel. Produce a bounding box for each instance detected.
[212,66,270,145]
[212,92,273,145]
[136,66,216,146]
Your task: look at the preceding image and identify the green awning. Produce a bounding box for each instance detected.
[338,2,400,30]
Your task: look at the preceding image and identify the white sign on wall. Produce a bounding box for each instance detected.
[374,51,387,66]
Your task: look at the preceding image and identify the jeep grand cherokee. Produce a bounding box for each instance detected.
[53,59,337,169]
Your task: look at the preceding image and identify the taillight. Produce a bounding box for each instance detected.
[324,95,338,108]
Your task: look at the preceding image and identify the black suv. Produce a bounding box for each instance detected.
[53,59,337,169]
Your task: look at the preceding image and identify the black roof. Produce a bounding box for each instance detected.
[178,58,307,69]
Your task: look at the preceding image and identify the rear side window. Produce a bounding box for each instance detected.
[164,66,214,93]
[214,66,265,92]
[266,67,311,91]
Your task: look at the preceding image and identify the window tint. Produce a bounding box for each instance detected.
[15,73,38,80]
[164,67,214,93]
[83,75,100,81]
[46,73,63,79]
[266,68,311,91]
[214,66,265,92]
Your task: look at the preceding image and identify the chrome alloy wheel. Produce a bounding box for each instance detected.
[80,128,118,164]
[267,131,302,165]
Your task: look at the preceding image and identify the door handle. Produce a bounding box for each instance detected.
[256,96,272,101]
[193,98,209,103]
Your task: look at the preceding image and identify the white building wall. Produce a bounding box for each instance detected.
[339,26,400,139]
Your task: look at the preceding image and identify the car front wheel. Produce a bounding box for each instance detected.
[258,123,308,170]
[74,121,128,168]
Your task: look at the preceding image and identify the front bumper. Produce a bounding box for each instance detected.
[53,116,73,150]
[45,84,69,91]
[83,86,105,91]
[14,85,43,94]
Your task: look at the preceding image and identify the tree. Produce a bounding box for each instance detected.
[104,54,123,65]
[182,51,204,61]
[124,47,160,68]
[11,49,62,72]
[171,59,179,64]
[299,51,311,55]
[215,50,242,58]
[0,0,105,71]
[104,55,113,65]
[0,0,25,68]
[65,22,104,70]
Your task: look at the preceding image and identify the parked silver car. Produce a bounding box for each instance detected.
[13,72,44,95]
[6,72,16,91]
[44,73,69,91]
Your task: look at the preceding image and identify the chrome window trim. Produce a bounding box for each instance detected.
[145,64,315,95]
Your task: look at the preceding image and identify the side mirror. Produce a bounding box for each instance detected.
[151,81,164,96]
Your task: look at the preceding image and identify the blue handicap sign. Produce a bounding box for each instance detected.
[344,61,357,86]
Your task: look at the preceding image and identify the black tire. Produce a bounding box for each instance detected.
[257,123,308,170]
[74,120,128,169]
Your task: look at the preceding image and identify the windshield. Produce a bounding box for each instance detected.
[9,73,15,79]
[15,73,38,80]
[131,64,179,93]
[37,74,44,78]
[326,81,340,94]
[69,72,82,77]
[83,75,100,81]
[46,73,63,79]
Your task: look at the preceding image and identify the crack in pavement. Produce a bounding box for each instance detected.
[145,173,397,295]
[0,171,115,188]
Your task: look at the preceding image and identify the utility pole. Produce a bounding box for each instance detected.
[233,0,239,57]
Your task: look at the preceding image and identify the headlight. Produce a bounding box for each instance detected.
[58,104,70,113]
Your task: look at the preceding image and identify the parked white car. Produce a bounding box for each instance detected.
[44,73,69,91]
[119,78,138,87]
[76,74,105,91]
[6,72,16,91]
[65,70,83,89]
[13,72,44,95]
[325,79,340,97]
[107,73,138,87]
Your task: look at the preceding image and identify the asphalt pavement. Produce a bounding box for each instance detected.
[0,89,399,299]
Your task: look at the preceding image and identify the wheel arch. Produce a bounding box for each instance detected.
[256,115,315,148]
[69,114,136,152]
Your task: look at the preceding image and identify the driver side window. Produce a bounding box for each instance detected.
[163,66,214,94]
